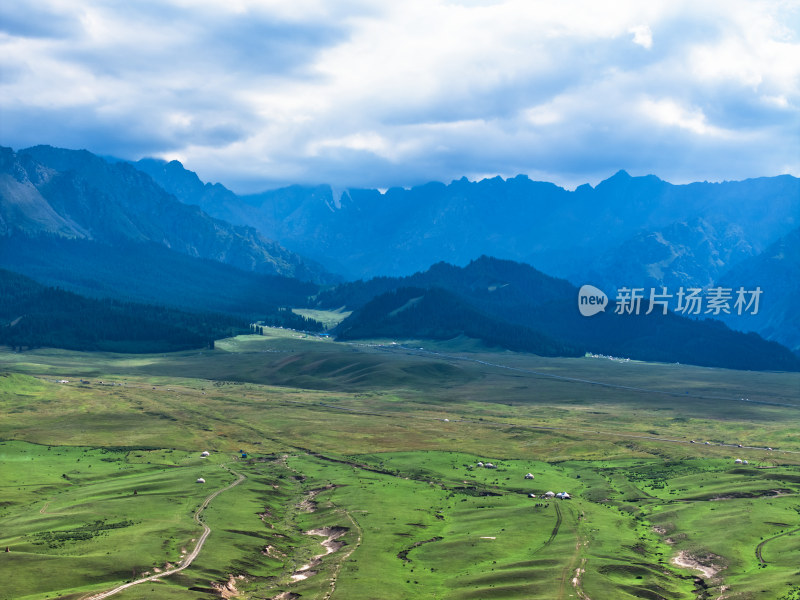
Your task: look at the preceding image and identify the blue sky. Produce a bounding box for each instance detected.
[1,0,798,192]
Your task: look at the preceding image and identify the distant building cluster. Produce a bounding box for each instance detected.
[474,460,573,500]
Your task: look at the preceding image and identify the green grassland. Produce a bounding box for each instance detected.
[0,330,799,599]
[291,307,352,330]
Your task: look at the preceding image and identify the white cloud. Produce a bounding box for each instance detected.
[640,98,731,137]
[762,94,790,108]
[0,0,798,191]
[522,103,563,126]
[308,132,391,158]
[629,24,653,49]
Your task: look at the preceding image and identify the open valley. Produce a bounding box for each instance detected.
[2,330,799,600]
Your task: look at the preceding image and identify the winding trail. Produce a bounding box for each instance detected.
[755,526,800,564]
[556,504,576,600]
[549,502,563,548]
[529,500,564,575]
[83,465,245,600]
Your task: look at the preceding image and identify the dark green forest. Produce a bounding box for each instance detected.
[0,233,320,316]
[261,308,325,332]
[330,258,800,371]
[0,269,250,352]
[335,287,581,357]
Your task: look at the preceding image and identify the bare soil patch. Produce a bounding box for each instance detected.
[290,526,349,582]
[671,550,726,581]
[211,574,244,599]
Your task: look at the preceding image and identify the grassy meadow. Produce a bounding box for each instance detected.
[1,330,799,599]
[290,308,352,330]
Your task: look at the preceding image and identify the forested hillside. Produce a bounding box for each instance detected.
[0,269,250,352]
[329,257,800,371]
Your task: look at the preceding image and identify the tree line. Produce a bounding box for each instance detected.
[0,269,250,353]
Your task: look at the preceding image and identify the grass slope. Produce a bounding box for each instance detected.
[0,332,798,599]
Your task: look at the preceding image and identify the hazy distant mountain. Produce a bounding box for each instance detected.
[132,159,799,286]
[130,156,800,352]
[2,140,796,366]
[582,217,756,292]
[0,145,332,283]
[327,257,800,371]
[134,158,357,275]
[133,157,248,226]
[717,227,800,353]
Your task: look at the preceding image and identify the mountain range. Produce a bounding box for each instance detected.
[134,156,799,351]
[0,145,332,283]
[718,226,800,352]
[135,158,798,285]
[1,143,797,365]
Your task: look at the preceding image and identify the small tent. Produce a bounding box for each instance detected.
[196,478,206,484]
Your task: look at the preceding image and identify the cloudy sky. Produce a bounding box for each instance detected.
[1,0,798,192]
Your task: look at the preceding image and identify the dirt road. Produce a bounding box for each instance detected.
[83,465,245,600]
